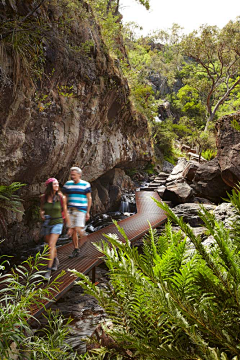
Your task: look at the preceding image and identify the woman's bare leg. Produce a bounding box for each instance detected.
[47,233,59,268]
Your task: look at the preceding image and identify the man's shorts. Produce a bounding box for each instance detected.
[69,208,86,228]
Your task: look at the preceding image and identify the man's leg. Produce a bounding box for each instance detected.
[69,227,81,258]
[76,227,87,247]
[72,228,79,249]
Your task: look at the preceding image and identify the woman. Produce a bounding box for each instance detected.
[40,177,70,279]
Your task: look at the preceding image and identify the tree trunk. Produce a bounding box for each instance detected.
[204,113,215,132]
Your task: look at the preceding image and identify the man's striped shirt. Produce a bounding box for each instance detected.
[62,180,91,213]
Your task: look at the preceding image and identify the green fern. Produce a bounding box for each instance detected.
[0,182,25,234]
[71,187,240,359]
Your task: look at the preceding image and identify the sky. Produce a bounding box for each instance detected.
[119,0,240,36]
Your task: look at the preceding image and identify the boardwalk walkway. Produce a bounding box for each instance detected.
[32,191,167,318]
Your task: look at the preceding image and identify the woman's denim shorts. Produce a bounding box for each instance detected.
[45,223,63,235]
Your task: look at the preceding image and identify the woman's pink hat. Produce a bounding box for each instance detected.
[45,178,57,186]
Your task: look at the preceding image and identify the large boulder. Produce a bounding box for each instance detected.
[191,158,231,203]
[216,111,240,187]
[166,158,188,183]
[163,180,193,205]
[182,161,200,182]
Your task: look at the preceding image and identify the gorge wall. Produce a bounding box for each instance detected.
[0,1,153,250]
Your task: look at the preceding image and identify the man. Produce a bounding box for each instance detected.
[63,166,92,258]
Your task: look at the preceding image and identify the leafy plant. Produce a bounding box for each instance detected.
[143,162,157,175]
[72,185,240,359]
[202,149,217,161]
[0,182,25,235]
[231,119,240,132]
[0,247,87,359]
[181,21,240,131]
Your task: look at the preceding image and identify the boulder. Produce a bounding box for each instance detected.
[191,158,231,203]
[162,160,174,174]
[182,161,200,182]
[193,197,214,205]
[173,203,216,227]
[216,111,240,187]
[166,158,188,183]
[213,202,237,228]
[163,181,193,205]
[189,111,240,203]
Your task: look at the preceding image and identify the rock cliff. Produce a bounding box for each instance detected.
[0,1,152,248]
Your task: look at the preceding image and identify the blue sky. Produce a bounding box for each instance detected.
[119,0,239,35]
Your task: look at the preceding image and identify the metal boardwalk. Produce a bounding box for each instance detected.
[32,191,167,317]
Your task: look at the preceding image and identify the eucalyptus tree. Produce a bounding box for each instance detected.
[181,19,240,131]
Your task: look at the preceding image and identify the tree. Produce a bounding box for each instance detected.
[181,19,240,131]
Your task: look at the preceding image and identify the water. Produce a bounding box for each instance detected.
[119,193,136,214]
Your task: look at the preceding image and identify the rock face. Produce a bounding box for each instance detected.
[91,168,134,214]
[0,2,153,244]
[163,181,193,205]
[215,111,240,187]
[0,2,152,185]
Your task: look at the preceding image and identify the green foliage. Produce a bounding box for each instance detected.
[225,183,240,252]
[231,118,240,132]
[181,20,240,130]
[72,185,240,359]
[151,118,177,158]
[0,1,48,80]
[0,247,84,359]
[175,84,206,120]
[143,162,157,175]
[0,182,25,235]
[58,85,74,98]
[202,149,217,161]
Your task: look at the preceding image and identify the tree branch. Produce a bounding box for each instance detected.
[211,77,240,119]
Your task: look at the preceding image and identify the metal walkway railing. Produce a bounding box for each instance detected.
[31,191,167,318]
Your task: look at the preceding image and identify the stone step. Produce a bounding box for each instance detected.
[155,173,169,179]
[149,180,166,186]
[154,185,166,198]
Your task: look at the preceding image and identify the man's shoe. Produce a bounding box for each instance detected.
[51,257,59,271]
[69,248,80,258]
[44,269,52,280]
